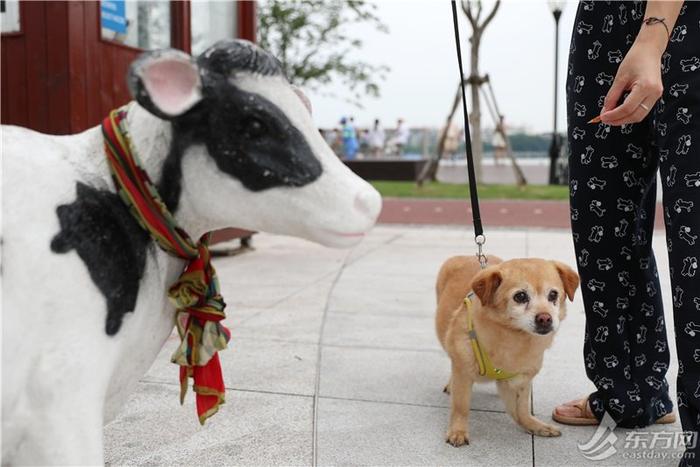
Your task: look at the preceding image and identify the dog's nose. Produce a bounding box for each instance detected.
[535,313,553,328]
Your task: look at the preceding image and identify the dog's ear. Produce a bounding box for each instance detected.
[471,267,503,307]
[552,261,579,301]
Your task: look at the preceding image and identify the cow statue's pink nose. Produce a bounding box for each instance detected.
[353,188,382,221]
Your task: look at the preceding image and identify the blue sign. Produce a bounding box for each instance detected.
[101,0,127,35]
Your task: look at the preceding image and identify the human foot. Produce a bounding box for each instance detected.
[552,397,677,425]
[552,397,598,426]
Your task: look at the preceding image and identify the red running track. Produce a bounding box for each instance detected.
[378,198,666,229]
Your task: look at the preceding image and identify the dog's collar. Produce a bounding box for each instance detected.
[464,292,518,381]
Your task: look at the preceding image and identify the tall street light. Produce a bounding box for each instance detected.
[548,0,565,185]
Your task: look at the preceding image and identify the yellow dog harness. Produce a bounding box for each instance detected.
[464,292,518,380]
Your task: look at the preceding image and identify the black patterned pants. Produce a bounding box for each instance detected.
[567,0,700,446]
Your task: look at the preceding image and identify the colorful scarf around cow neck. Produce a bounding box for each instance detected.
[102,108,231,425]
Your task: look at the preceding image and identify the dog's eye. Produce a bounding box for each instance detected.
[548,290,559,302]
[513,291,529,304]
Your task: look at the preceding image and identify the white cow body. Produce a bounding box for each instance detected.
[3,112,186,464]
[2,40,381,465]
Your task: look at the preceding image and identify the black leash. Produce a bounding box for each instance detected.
[450,0,487,267]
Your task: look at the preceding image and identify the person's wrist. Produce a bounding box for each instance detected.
[635,24,669,57]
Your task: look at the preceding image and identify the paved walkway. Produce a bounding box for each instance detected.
[104,225,682,466]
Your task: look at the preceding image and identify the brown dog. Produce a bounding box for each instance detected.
[435,255,579,446]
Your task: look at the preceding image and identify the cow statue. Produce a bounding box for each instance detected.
[1,39,381,465]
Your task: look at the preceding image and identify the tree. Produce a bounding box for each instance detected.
[416,0,500,185]
[257,0,389,106]
[462,0,500,181]
[416,81,463,185]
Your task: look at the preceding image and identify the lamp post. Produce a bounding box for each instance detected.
[548,0,564,185]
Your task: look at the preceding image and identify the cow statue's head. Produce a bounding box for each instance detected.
[127,39,381,248]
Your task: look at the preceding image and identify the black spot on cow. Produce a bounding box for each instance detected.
[51,183,151,335]
[157,124,190,212]
[173,88,323,194]
[195,40,322,191]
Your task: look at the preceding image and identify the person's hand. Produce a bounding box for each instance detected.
[599,40,665,126]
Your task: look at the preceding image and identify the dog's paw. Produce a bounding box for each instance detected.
[446,429,470,447]
[530,424,562,437]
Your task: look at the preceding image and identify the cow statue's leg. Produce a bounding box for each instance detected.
[14,398,105,465]
[4,349,108,464]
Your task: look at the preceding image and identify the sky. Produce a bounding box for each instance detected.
[305,0,579,134]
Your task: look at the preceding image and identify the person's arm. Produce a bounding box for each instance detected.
[599,1,684,126]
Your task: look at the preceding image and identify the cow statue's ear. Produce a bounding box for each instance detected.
[128,49,202,120]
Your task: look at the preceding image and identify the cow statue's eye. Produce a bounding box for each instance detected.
[548,290,559,303]
[245,118,266,138]
[513,291,529,304]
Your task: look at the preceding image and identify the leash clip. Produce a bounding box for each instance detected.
[475,234,488,269]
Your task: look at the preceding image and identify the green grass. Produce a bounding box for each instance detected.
[370,181,569,201]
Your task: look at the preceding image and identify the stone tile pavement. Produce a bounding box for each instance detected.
[104,225,684,466]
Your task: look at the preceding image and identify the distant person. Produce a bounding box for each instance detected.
[492,115,507,166]
[330,128,343,158]
[358,129,371,159]
[440,122,462,161]
[340,117,358,160]
[367,119,386,158]
[390,118,410,157]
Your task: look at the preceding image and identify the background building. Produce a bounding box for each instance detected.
[1,0,256,134]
